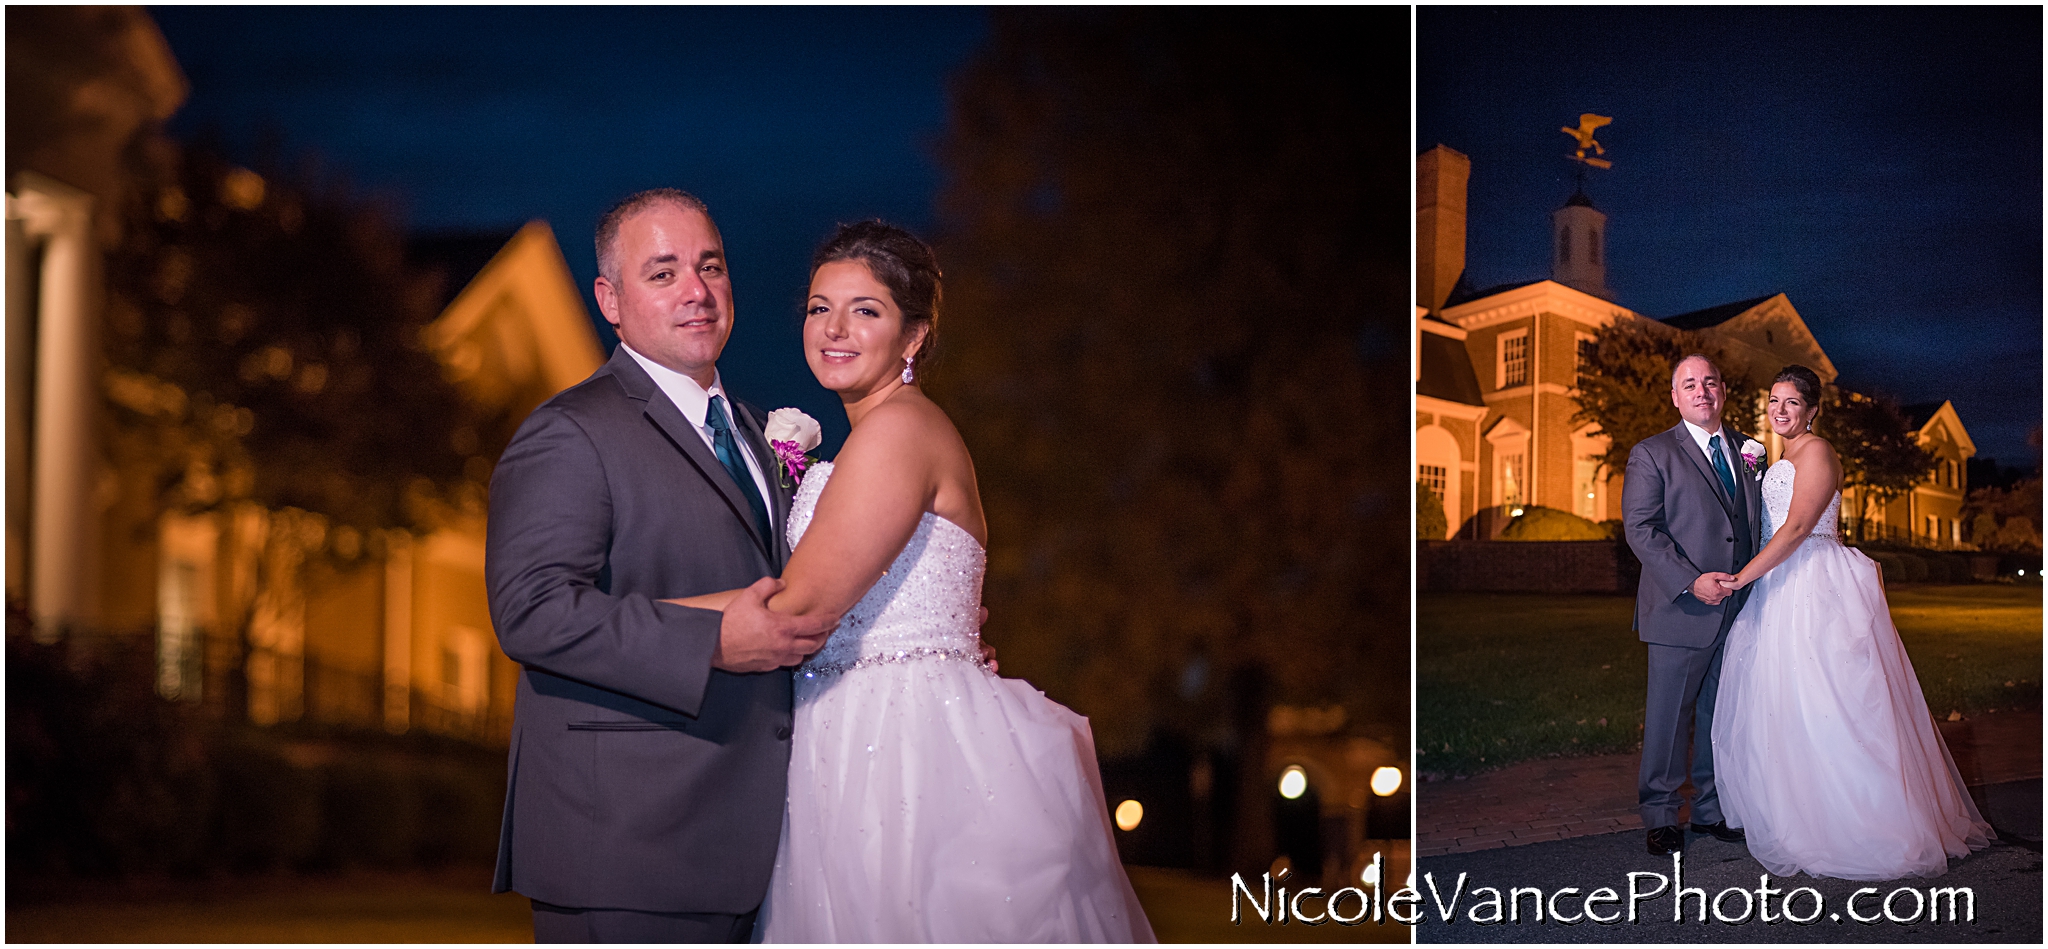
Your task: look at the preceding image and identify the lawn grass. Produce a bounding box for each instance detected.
[1417,585,2041,779]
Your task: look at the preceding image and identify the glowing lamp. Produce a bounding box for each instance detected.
[1371,765,1403,797]
[1360,861,1380,886]
[1114,799,1143,832]
[1278,765,1308,799]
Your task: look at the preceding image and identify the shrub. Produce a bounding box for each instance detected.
[1498,506,1608,541]
[1417,481,1448,541]
[1868,551,1905,583]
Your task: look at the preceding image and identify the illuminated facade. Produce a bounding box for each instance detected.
[1414,144,1971,544]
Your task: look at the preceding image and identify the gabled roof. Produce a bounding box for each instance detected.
[1903,402,1942,430]
[1906,400,1976,458]
[1444,278,1541,310]
[410,228,524,312]
[1419,331,1485,406]
[1661,294,1780,331]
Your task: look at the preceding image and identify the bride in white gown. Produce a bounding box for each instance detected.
[1712,365,1992,881]
[677,221,1152,941]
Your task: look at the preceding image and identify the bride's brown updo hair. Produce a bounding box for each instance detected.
[811,220,942,378]
[1773,364,1823,405]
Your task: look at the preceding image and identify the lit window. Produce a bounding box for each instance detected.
[1498,452,1525,508]
[1501,332,1529,388]
[1418,464,1448,497]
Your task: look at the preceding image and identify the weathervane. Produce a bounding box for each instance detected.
[1562,112,1614,172]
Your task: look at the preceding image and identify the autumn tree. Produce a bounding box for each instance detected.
[100,136,500,713]
[1816,390,1935,539]
[1572,317,1762,475]
[929,6,1407,862]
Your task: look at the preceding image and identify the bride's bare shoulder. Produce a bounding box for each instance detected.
[838,392,967,468]
[1784,436,1842,482]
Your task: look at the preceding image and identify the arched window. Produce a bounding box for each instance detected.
[1417,424,1463,537]
[1558,226,1571,266]
[1589,225,1601,266]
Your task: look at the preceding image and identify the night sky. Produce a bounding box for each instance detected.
[151,6,989,452]
[1419,6,2042,466]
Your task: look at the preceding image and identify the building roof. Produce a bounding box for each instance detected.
[409,228,525,312]
[1443,278,1541,310]
[1419,331,1485,406]
[1660,294,1780,331]
[1561,188,1596,209]
[1903,402,1943,430]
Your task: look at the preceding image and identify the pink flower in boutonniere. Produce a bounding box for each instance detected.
[764,408,823,488]
[1740,438,1766,479]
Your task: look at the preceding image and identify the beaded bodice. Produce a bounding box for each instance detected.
[1760,459,1841,546]
[788,462,987,681]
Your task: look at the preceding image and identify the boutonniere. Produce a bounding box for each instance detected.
[1739,438,1766,479]
[764,408,823,488]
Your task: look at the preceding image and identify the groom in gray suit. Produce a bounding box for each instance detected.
[485,189,837,941]
[1621,353,1763,856]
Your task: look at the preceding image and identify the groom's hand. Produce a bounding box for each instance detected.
[713,577,835,672]
[1690,572,1735,605]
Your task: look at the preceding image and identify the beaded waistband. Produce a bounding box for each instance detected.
[797,645,987,681]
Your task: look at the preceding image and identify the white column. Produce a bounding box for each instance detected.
[10,174,100,640]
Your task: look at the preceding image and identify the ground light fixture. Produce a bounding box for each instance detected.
[1278,765,1308,799]
[1113,799,1143,831]
[1370,765,1402,796]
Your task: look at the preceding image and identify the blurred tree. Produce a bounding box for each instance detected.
[1818,389,1935,532]
[99,136,498,716]
[929,8,1406,870]
[1572,318,1762,476]
[1417,482,1448,541]
[1964,478,2043,551]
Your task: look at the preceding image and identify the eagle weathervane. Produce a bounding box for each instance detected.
[1562,113,1614,170]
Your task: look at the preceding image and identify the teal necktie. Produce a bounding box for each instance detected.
[1708,434,1739,501]
[706,395,773,547]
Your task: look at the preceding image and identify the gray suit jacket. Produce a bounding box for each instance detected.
[1622,421,1765,648]
[486,345,796,913]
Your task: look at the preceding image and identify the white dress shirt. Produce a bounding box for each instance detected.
[620,343,774,509]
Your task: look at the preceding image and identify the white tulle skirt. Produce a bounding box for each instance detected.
[1714,535,1993,880]
[756,657,1155,942]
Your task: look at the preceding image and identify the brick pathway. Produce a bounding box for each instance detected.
[1417,711,2041,858]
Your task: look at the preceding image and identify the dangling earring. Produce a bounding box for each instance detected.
[901,358,915,385]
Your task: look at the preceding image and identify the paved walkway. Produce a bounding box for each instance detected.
[1418,711,2041,858]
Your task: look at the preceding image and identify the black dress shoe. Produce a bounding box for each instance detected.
[1690,820,1746,843]
[1647,825,1684,855]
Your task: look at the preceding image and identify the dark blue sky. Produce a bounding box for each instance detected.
[1419,6,2042,465]
[151,6,989,452]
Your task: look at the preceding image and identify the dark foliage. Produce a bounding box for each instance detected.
[100,136,496,543]
[1817,389,1936,511]
[930,8,1409,759]
[1571,318,1762,476]
[6,618,505,882]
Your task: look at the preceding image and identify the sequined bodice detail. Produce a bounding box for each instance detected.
[1760,459,1841,545]
[788,462,987,679]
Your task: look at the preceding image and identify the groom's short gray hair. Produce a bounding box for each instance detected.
[596,188,717,285]
[1670,352,1720,386]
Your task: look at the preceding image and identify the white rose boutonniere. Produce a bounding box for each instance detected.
[1739,438,1766,479]
[764,408,823,487]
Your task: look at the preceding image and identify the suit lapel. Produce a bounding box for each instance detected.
[1724,426,1764,547]
[607,348,773,559]
[731,400,793,566]
[1671,424,1739,521]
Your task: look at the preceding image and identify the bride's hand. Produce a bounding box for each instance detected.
[976,607,998,674]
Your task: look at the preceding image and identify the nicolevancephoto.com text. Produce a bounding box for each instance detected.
[1231,853,1986,931]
